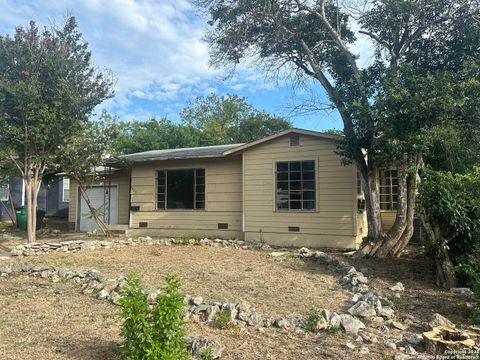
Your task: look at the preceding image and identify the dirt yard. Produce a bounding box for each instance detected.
[6,245,349,318]
[0,275,382,360]
[0,242,475,360]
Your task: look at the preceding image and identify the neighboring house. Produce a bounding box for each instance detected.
[0,174,70,221]
[68,128,400,249]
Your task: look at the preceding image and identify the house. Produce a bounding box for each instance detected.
[0,174,70,221]
[68,128,399,249]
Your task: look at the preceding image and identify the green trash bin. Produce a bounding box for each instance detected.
[15,207,27,231]
[15,207,45,231]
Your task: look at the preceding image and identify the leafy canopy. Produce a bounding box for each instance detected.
[112,93,291,154]
[0,17,114,169]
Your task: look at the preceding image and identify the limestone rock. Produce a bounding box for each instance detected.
[339,314,366,336]
[348,301,377,318]
[426,313,455,331]
[390,282,405,291]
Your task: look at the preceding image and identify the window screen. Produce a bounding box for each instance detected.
[276,160,315,211]
[157,169,205,210]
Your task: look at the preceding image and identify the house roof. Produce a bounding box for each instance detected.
[119,128,341,163]
[222,128,341,155]
[121,143,244,162]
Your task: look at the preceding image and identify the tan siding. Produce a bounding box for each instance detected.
[381,210,396,230]
[68,171,130,228]
[243,134,357,249]
[130,156,243,238]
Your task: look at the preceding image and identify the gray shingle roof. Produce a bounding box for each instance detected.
[122,143,244,162]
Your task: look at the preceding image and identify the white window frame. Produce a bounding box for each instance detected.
[380,170,398,210]
[62,177,70,203]
[0,184,9,202]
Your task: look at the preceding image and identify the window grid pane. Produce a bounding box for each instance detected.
[276,160,315,211]
[380,170,399,210]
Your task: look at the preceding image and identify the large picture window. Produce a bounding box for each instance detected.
[276,160,316,211]
[157,169,205,210]
[380,170,398,210]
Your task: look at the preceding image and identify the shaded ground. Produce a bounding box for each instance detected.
[337,247,472,326]
[7,245,349,318]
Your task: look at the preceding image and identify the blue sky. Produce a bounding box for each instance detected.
[0,0,373,131]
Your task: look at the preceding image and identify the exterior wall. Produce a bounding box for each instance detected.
[68,171,130,230]
[0,176,66,221]
[129,156,243,239]
[381,210,397,230]
[243,134,358,249]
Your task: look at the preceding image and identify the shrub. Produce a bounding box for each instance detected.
[214,308,231,329]
[303,307,323,332]
[119,273,189,360]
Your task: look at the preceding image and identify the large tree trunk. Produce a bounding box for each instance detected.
[356,156,420,258]
[420,209,457,288]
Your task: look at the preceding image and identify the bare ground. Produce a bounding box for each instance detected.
[6,245,349,318]
[0,276,387,360]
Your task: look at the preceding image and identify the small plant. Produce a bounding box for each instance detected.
[150,250,161,256]
[244,266,253,272]
[326,324,342,334]
[303,307,323,332]
[199,346,214,360]
[119,273,189,360]
[215,308,231,329]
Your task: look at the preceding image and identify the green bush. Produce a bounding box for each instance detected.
[214,308,231,329]
[119,273,189,360]
[303,307,323,332]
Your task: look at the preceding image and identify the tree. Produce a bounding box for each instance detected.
[112,93,291,155]
[180,93,292,144]
[196,0,480,257]
[0,18,114,241]
[112,116,203,155]
[56,118,117,236]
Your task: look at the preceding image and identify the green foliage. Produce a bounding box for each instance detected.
[119,273,189,360]
[181,93,292,145]
[214,308,231,329]
[199,347,214,360]
[419,167,480,262]
[0,17,114,167]
[454,246,480,324]
[112,116,203,155]
[326,324,341,334]
[303,307,323,332]
[111,93,291,155]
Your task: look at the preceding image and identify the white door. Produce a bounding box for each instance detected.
[78,186,118,231]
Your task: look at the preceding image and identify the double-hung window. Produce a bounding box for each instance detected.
[276,160,316,211]
[380,170,398,210]
[62,178,70,202]
[157,169,205,210]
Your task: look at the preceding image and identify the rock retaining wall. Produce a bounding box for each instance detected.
[10,237,259,257]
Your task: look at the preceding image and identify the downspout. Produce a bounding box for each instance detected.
[21,179,25,207]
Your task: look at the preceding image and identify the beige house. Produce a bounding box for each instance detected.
[68,128,398,249]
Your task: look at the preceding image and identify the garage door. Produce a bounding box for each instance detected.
[78,186,118,231]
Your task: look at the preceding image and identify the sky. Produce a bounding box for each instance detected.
[0,0,373,131]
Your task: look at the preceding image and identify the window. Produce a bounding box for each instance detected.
[290,134,300,146]
[276,160,316,211]
[357,170,365,211]
[157,169,205,210]
[380,170,398,210]
[0,184,9,201]
[62,177,70,202]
